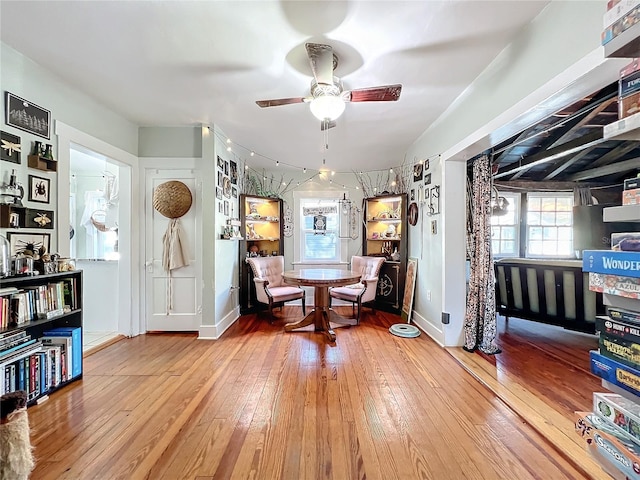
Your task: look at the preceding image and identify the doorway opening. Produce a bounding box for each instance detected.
[70,144,125,352]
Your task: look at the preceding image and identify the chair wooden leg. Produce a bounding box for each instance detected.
[302,296,306,315]
[356,300,362,324]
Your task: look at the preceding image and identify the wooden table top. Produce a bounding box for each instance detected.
[282,269,361,287]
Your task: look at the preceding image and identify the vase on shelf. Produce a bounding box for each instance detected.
[44,144,54,160]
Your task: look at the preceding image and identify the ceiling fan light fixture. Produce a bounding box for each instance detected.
[310,95,345,121]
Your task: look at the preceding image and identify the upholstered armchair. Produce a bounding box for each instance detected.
[329,256,385,323]
[246,256,306,320]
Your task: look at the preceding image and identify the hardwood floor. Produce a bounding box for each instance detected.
[449,316,603,480]
[27,308,599,479]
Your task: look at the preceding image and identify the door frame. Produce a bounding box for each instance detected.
[56,121,141,336]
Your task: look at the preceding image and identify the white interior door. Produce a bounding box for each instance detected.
[144,169,200,331]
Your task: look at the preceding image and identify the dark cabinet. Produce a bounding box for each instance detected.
[239,195,283,313]
[362,193,408,313]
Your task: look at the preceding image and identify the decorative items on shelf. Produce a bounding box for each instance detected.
[222,218,243,239]
[1,169,24,206]
[31,140,55,160]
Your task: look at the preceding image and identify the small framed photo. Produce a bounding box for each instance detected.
[223,176,231,198]
[424,173,432,185]
[230,160,238,185]
[224,200,229,216]
[224,160,229,176]
[413,162,423,182]
[218,202,223,213]
[6,232,50,257]
[232,186,238,198]
[217,171,223,187]
[5,92,51,139]
[28,174,50,203]
[216,187,222,200]
[0,131,21,164]
[217,155,224,170]
[424,159,429,171]
[25,208,54,229]
[410,189,415,201]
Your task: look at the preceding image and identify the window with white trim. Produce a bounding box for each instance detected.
[491,193,520,257]
[525,193,573,257]
[298,196,342,262]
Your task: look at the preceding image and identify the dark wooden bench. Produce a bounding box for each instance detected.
[494,258,604,334]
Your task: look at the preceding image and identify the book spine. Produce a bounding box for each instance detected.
[597,315,640,343]
[599,334,640,369]
[583,250,640,278]
[620,70,640,98]
[604,0,640,28]
[609,308,640,324]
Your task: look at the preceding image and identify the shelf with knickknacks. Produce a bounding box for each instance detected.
[0,168,27,229]
[362,193,408,313]
[28,140,57,172]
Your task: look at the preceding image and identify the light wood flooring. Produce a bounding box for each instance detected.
[26,308,602,479]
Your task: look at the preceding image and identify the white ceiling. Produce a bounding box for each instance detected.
[0,1,550,173]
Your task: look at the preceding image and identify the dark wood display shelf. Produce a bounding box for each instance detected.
[28,154,57,172]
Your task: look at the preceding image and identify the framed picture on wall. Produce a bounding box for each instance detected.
[5,92,51,139]
[25,208,54,229]
[217,155,224,170]
[28,174,50,203]
[223,176,231,198]
[216,187,222,200]
[413,162,423,182]
[0,130,21,164]
[6,232,50,257]
[224,200,229,216]
[230,160,238,185]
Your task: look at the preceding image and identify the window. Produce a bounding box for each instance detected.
[296,193,344,263]
[526,193,573,257]
[491,193,520,257]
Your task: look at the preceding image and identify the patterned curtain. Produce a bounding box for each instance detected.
[464,155,501,354]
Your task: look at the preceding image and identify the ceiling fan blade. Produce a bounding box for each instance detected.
[306,43,334,86]
[320,120,336,131]
[256,97,308,108]
[344,84,402,103]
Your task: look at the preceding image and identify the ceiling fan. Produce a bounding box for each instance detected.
[256,43,402,130]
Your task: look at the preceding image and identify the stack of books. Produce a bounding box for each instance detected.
[602,0,640,45]
[576,245,640,478]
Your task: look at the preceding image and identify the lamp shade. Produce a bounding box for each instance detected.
[310,95,345,121]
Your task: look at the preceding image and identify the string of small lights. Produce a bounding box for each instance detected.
[212,129,441,196]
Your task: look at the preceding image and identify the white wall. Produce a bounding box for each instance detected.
[0,44,138,253]
[77,260,119,333]
[211,127,241,337]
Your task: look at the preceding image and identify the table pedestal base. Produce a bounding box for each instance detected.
[284,286,356,342]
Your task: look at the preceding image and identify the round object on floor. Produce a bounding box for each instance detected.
[389,324,420,338]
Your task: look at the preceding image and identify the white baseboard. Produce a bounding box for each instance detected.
[198,306,240,340]
[411,310,445,347]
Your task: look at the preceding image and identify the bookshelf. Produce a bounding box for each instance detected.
[238,195,284,313]
[0,270,82,404]
[362,193,408,313]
